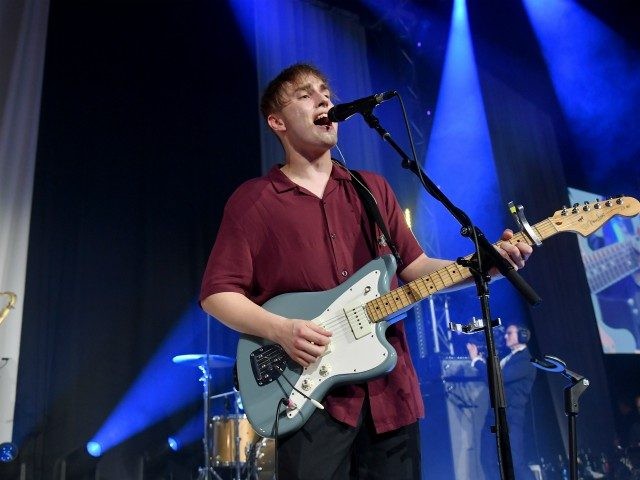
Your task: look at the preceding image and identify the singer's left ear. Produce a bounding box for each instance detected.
[267,113,286,132]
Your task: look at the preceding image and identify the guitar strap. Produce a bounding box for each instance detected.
[348,169,403,267]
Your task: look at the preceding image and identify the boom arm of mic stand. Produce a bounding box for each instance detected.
[360,110,541,306]
[361,109,538,480]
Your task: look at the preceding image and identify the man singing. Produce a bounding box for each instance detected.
[200,63,533,479]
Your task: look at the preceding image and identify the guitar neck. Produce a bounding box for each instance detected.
[364,219,558,323]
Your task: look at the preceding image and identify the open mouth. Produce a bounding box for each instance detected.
[313,113,331,126]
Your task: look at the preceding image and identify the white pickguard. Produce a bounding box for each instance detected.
[286,269,388,418]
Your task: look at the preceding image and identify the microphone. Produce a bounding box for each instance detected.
[326,91,397,123]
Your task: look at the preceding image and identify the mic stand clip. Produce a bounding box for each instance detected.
[449,316,502,335]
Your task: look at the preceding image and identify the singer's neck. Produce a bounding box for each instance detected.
[280,151,333,198]
[282,150,332,175]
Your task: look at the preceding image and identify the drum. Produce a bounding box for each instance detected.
[252,438,275,480]
[209,414,260,466]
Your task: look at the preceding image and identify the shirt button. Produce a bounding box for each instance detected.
[330,233,336,239]
[341,270,348,277]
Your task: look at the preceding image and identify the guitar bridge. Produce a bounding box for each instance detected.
[250,344,288,386]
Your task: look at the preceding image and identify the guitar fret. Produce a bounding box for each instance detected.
[440,267,454,286]
[416,277,432,296]
[432,271,447,289]
[377,296,392,317]
[368,298,382,321]
[383,292,400,313]
[406,281,426,302]
[446,264,464,284]
[395,287,413,307]
[396,285,412,305]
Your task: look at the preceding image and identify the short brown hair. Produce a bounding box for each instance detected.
[259,63,330,120]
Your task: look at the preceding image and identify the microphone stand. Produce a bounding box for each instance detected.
[531,356,589,480]
[360,110,541,480]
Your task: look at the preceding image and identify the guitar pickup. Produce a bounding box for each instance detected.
[250,344,287,386]
[344,305,372,339]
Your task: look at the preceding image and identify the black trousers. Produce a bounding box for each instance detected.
[277,404,421,480]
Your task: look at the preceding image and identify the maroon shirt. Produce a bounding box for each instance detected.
[200,163,425,433]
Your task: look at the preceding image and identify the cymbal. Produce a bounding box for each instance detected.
[172,354,235,368]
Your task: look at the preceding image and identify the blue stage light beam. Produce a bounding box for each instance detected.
[167,411,204,452]
[523,0,640,190]
[412,0,531,335]
[227,0,255,56]
[415,0,503,259]
[87,302,220,455]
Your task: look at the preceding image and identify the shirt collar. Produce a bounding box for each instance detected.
[268,160,351,194]
[511,344,527,354]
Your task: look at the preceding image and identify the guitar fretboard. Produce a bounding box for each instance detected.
[364,219,557,322]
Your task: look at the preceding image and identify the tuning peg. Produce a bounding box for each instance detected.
[582,201,591,212]
[616,197,624,205]
[561,206,568,216]
[605,199,612,207]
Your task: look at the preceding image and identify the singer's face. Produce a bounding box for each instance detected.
[273,74,338,156]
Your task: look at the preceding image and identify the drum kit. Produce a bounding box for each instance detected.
[172,353,275,480]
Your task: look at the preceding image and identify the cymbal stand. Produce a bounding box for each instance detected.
[196,363,222,479]
[196,316,223,480]
[209,389,244,480]
[233,390,242,480]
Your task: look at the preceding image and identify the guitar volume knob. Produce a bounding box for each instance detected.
[319,365,332,376]
[301,379,314,391]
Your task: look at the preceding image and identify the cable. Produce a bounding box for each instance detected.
[273,398,289,479]
[276,366,324,410]
[334,144,348,166]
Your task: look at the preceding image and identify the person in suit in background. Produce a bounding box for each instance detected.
[467,323,537,479]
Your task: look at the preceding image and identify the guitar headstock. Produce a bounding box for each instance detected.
[550,196,640,236]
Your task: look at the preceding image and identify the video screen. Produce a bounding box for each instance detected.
[569,188,640,354]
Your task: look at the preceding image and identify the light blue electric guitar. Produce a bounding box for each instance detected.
[237,197,640,438]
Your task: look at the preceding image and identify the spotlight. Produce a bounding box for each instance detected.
[167,437,179,452]
[86,441,102,458]
[0,442,18,463]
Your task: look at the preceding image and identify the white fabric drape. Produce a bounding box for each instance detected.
[0,0,50,443]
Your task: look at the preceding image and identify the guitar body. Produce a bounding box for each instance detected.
[237,255,400,438]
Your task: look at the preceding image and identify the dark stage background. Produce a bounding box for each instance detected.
[14,1,260,478]
[6,0,640,479]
